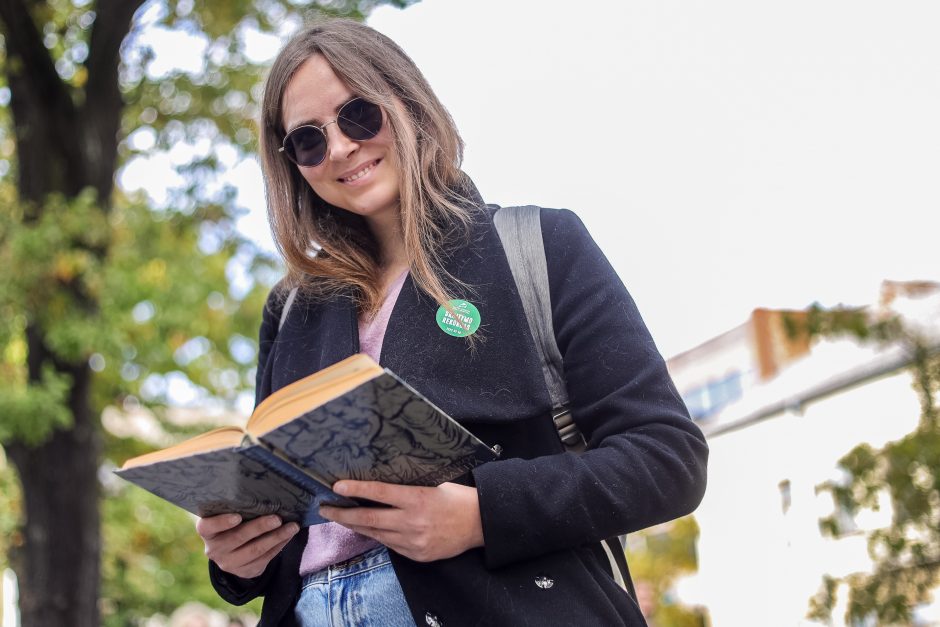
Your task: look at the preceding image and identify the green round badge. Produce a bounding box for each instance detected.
[436,299,481,337]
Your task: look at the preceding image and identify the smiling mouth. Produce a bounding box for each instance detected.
[339,159,380,183]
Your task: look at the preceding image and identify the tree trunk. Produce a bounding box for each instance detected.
[0,1,145,624]
[7,352,101,627]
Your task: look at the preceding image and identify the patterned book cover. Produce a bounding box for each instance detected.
[115,368,496,524]
[114,444,334,525]
[258,371,496,487]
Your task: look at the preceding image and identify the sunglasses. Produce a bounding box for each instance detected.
[279,97,384,168]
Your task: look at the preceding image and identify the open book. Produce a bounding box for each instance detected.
[116,354,497,526]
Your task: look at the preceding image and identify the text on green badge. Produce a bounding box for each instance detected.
[435,299,481,337]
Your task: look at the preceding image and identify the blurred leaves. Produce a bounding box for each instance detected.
[798,307,940,624]
[99,481,262,625]
[784,303,904,346]
[0,450,23,571]
[627,516,707,627]
[0,367,71,446]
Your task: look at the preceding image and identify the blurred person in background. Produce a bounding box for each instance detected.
[194,18,707,627]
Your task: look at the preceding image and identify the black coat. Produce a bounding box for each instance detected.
[210,205,708,626]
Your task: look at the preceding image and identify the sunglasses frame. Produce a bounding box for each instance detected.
[278,97,383,168]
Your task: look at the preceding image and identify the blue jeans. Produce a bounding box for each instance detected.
[294,546,417,627]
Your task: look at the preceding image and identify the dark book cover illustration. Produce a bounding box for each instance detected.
[116,354,497,525]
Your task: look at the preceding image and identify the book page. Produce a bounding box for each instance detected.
[247,353,383,437]
[120,426,247,469]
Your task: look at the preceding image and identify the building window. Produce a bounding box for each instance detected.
[682,371,743,420]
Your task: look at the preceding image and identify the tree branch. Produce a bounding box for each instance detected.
[84,0,147,106]
[0,0,84,201]
[80,0,147,200]
[0,0,72,113]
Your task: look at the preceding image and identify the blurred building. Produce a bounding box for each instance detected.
[667,280,940,626]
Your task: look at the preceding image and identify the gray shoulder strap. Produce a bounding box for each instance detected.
[278,287,299,331]
[493,206,569,410]
[495,206,631,596]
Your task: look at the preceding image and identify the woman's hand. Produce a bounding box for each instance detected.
[319,481,484,562]
[196,513,300,579]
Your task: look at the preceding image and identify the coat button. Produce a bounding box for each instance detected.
[425,611,443,626]
[534,575,554,589]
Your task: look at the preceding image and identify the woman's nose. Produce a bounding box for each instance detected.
[325,122,358,162]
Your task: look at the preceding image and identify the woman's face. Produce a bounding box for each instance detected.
[280,54,401,226]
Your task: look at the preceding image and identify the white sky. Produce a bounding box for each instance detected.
[124,0,940,359]
[366,0,940,357]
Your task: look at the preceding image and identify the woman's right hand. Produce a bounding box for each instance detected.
[196,513,300,579]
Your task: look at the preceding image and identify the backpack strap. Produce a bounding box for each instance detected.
[493,205,635,599]
[493,205,567,409]
[493,205,585,451]
[279,286,299,332]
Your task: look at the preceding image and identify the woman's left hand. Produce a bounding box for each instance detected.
[319,481,484,562]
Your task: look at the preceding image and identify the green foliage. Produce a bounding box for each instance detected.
[0,448,22,627]
[785,303,904,346]
[89,194,274,409]
[0,183,275,445]
[0,190,112,360]
[627,516,708,627]
[801,306,940,624]
[807,575,839,623]
[100,479,262,625]
[0,449,23,569]
[0,367,71,446]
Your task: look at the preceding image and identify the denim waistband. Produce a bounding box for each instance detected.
[300,545,391,587]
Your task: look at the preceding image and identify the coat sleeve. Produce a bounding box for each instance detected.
[208,285,288,604]
[471,208,708,569]
[209,561,275,606]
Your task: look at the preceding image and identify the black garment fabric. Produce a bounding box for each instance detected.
[209,204,709,626]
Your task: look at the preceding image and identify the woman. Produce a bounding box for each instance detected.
[197,18,708,627]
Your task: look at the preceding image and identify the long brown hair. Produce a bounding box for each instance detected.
[260,19,477,315]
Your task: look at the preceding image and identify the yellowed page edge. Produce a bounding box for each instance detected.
[247,353,382,436]
[120,426,246,469]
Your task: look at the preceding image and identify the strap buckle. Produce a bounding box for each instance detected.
[552,406,586,452]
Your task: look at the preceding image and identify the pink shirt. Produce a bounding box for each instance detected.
[299,270,409,575]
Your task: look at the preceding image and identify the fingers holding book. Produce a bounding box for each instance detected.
[319,480,484,563]
[197,513,300,579]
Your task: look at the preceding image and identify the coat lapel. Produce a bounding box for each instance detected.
[316,296,360,367]
[270,294,358,394]
[378,206,552,423]
[380,208,493,375]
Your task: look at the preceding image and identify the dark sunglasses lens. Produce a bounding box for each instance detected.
[285,127,326,167]
[338,99,383,141]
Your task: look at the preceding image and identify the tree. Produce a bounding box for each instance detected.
[0,1,409,625]
[792,301,940,624]
[627,515,708,627]
[0,448,22,623]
